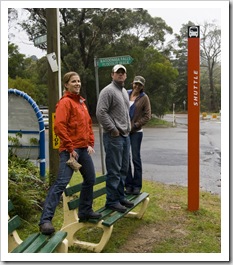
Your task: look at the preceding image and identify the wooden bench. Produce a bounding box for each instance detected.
[8,199,68,253]
[60,175,149,253]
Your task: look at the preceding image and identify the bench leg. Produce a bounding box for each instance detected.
[126,197,150,219]
[55,238,69,253]
[8,231,23,252]
[60,221,113,253]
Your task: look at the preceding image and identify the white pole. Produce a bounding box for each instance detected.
[57,8,62,99]
[173,103,176,127]
[94,57,106,174]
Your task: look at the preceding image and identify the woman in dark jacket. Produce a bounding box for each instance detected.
[125,76,151,195]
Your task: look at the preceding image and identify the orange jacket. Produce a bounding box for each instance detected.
[54,91,94,153]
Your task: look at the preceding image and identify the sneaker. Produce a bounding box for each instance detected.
[39,222,55,235]
[79,211,102,222]
[132,188,141,195]
[120,199,134,208]
[107,203,127,213]
[125,187,133,195]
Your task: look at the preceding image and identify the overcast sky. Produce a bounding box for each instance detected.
[7,2,223,59]
[147,7,221,34]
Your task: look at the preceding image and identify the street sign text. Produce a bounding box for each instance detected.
[97,55,133,68]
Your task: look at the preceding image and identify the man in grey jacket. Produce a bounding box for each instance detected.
[96,64,134,213]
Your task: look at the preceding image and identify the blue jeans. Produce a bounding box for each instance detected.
[103,132,130,207]
[125,132,143,190]
[39,148,96,225]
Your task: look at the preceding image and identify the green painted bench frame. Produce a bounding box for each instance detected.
[8,199,68,253]
[60,175,149,253]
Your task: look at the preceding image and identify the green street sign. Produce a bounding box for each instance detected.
[34,34,47,46]
[97,55,133,68]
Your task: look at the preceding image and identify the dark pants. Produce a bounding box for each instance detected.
[103,133,130,207]
[39,148,96,225]
[125,131,143,190]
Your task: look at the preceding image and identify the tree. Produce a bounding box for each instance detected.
[20,8,175,116]
[200,21,221,111]
[8,42,49,105]
[142,48,178,116]
[8,76,37,99]
[172,21,221,112]
[171,21,196,111]
[8,42,26,79]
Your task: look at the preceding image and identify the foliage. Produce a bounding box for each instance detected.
[8,76,38,99]
[18,8,175,116]
[172,21,221,112]
[8,154,49,219]
[8,45,48,106]
[8,134,49,219]
[200,22,221,111]
[171,21,195,111]
[8,8,221,115]
[8,42,27,79]
[98,45,178,117]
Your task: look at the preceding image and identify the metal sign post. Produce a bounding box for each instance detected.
[94,55,134,174]
[94,57,106,175]
[187,26,200,211]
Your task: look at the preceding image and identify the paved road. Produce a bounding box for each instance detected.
[93,114,221,196]
[91,115,221,196]
[45,114,221,196]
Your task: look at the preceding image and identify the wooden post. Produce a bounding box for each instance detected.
[187,26,200,211]
[46,8,59,185]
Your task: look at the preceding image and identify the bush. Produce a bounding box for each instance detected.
[8,154,49,219]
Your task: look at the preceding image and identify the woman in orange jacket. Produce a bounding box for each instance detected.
[39,72,101,235]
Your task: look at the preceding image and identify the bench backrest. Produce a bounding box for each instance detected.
[64,175,106,210]
[8,199,21,234]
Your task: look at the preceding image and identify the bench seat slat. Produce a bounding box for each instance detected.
[11,233,41,253]
[125,194,138,201]
[8,199,68,253]
[102,211,126,227]
[102,192,149,227]
[22,233,48,253]
[8,200,14,212]
[88,192,149,226]
[8,215,21,234]
[87,208,113,223]
[129,192,149,206]
[39,231,67,253]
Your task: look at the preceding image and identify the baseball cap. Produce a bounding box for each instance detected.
[133,76,145,86]
[112,64,127,73]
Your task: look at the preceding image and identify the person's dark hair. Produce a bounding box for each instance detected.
[63,72,80,90]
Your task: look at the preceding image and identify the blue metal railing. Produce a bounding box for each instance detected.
[8,89,46,178]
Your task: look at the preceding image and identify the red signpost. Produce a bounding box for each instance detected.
[187,26,200,211]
